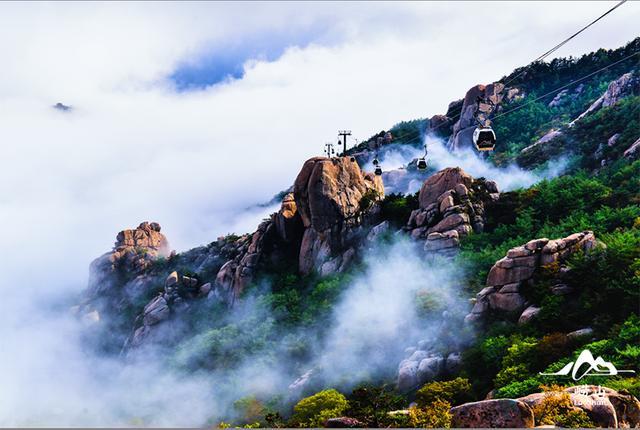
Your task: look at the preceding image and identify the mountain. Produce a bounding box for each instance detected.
[74,38,640,427]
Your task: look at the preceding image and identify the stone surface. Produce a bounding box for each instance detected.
[447,83,506,151]
[467,231,598,323]
[518,305,541,325]
[624,136,640,159]
[293,156,384,275]
[518,386,640,428]
[407,167,496,256]
[571,72,640,125]
[324,417,363,428]
[450,399,535,428]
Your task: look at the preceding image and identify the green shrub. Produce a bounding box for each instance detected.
[380,193,419,227]
[495,378,541,399]
[415,378,472,407]
[290,389,349,428]
[346,384,404,428]
[532,391,594,428]
[408,400,452,428]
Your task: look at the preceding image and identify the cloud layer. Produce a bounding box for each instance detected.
[0,1,638,425]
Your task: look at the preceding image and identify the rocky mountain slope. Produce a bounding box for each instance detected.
[76,39,640,427]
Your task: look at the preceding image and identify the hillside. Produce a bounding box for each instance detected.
[75,38,640,428]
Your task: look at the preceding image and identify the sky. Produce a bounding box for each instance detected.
[0,1,638,425]
[0,0,638,306]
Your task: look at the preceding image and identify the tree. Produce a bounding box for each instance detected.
[290,389,349,428]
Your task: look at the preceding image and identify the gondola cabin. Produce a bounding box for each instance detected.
[473,126,496,151]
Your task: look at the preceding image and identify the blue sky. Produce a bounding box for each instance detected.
[169,26,328,90]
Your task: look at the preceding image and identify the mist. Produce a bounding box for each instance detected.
[2,1,638,426]
[369,136,568,195]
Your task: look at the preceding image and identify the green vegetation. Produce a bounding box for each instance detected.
[290,389,349,428]
[531,389,594,428]
[415,378,473,407]
[110,40,640,428]
[346,385,405,428]
[380,192,420,228]
[408,400,452,428]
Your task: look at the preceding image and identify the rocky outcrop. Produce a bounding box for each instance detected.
[447,83,505,151]
[406,167,498,256]
[274,192,303,243]
[520,129,563,155]
[324,417,363,428]
[398,350,461,392]
[624,136,640,159]
[213,219,275,304]
[450,399,535,428]
[571,72,640,126]
[466,231,598,323]
[126,270,213,349]
[294,156,384,275]
[86,222,170,298]
[519,386,640,428]
[450,386,640,428]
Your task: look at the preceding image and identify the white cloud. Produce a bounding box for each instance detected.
[0,1,637,425]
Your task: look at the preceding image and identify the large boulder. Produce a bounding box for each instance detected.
[518,386,640,428]
[294,156,383,231]
[466,231,598,323]
[293,156,384,274]
[450,399,535,428]
[407,167,498,256]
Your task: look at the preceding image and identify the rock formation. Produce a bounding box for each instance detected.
[294,156,384,275]
[519,386,640,428]
[449,386,640,428]
[406,167,498,256]
[624,136,640,159]
[79,222,170,316]
[398,350,462,392]
[571,71,640,125]
[466,231,598,323]
[450,398,535,428]
[79,156,386,351]
[447,83,505,151]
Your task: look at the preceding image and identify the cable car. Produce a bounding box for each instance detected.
[372,158,380,166]
[374,165,383,176]
[473,126,496,151]
[417,144,428,170]
[350,156,356,162]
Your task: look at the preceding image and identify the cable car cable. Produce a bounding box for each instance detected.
[502,0,628,88]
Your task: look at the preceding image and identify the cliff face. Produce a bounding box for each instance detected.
[294,156,384,275]
[466,231,599,324]
[78,156,387,352]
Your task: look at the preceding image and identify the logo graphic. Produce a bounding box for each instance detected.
[539,349,636,381]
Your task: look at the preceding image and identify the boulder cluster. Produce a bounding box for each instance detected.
[78,156,386,351]
[451,385,640,428]
[397,350,461,392]
[406,167,498,256]
[466,231,598,323]
[125,270,212,348]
